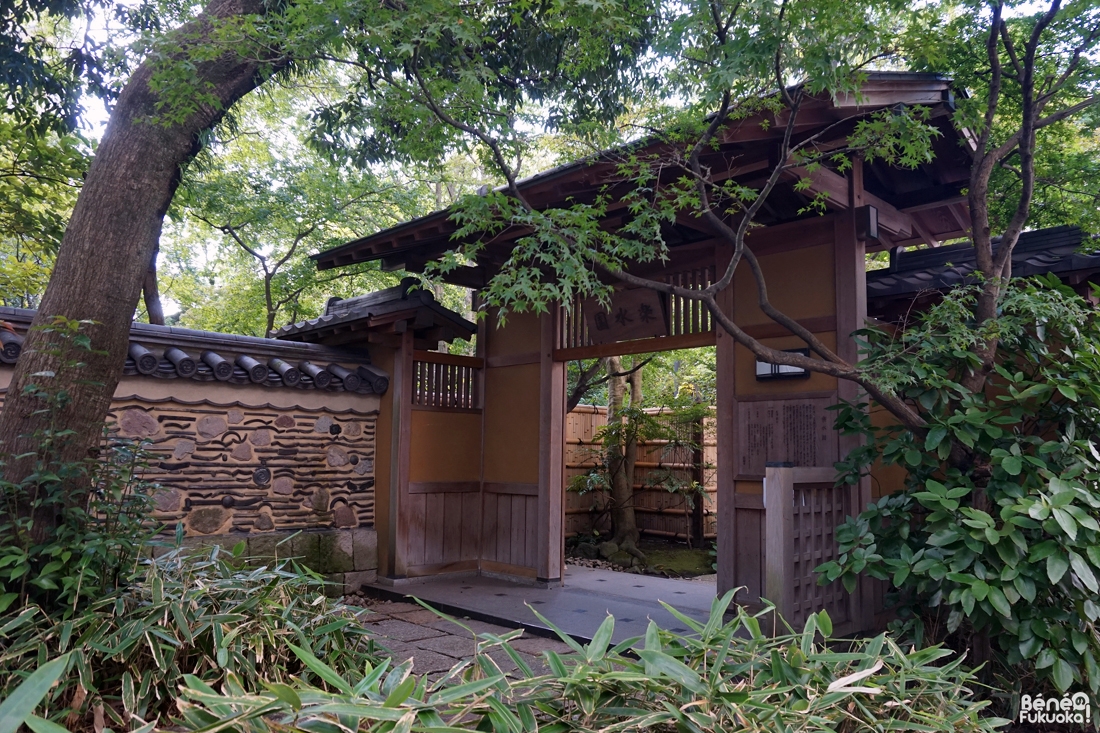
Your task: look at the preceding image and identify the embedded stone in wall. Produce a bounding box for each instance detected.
[272,476,294,495]
[254,509,274,531]
[173,439,196,459]
[314,416,334,433]
[155,488,180,513]
[354,458,373,475]
[274,415,295,428]
[196,415,228,439]
[344,422,362,437]
[307,487,330,513]
[333,502,357,528]
[326,446,349,467]
[120,409,159,437]
[250,428,272,446]
[228,409,244,425]
[189,506,229,534]
[231,442,253,461]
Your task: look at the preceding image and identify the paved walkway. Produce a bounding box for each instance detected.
[364,565,718,645]
[356,599,575,678]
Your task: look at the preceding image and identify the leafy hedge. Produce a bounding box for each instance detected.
[0,545,378,730]
[820,278,1100,698]
[177,593,1002,732]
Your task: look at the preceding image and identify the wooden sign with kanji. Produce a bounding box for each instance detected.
[583,289,669,345]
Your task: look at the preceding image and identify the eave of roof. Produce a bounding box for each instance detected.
[313,72,962,273]
[272,278,476,343]
[866,226,1093,302]
[0,307,385,393]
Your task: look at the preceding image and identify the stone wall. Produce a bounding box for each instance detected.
[0,362,383,594]
[111,395,380,593]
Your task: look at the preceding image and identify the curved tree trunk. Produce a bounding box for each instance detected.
[143,245,165,326]
[0,0,288,533]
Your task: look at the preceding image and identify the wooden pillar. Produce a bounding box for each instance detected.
[537,309,565,583]
[835,159,872,629]
[385,329,414,579]
[715,243,738,596]
[763,465,794,622]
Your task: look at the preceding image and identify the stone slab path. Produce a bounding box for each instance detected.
[362,565,718,646]
[351,599,575,679]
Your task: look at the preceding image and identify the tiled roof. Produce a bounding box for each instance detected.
[866,226,1095,302]
[273,277,476,344]
[0,307,388,394]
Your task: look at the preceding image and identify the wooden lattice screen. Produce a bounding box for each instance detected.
[557,265,716,350]
[411,351,482,411]
[765,466,865,635]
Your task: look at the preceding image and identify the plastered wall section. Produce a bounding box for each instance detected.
[731,218,842,484]
[482,310,541,485]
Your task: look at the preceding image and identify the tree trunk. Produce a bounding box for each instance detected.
[606,355,644,561]
[0,0,289,533]
[143,245,165,326]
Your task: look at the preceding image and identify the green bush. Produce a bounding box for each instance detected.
[818,277,1100,699]
[0,316,162,617]
[170,592,1002,733]
[0,545,379,729]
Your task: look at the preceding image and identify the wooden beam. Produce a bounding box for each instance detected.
[412,350,484,368]
[948,202,971,235]
[537,310,565,583]
[910,215,940,248]
[784,165,913,237]
[553,331,716,361]
[715,242,738,597]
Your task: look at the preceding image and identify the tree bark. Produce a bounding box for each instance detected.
[606,355,644,560]
[0,0,289,529]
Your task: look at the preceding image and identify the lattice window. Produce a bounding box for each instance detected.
[556,264,717,350]
[664,265,715,337]
[412,357,481,410]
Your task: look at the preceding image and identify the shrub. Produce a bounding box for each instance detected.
[0,544,379,729]
[170,592,1003,733]
[818,277,1100,700]
[0,316,162,617]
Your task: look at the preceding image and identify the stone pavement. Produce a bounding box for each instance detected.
[354,599,575,678]
[363,565,718,645]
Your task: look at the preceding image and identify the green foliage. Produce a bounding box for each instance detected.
[902,1,1100,234]
[0,545,379,729]
[169,592,1003,733]
[0,317,160,616]
[818,277,1100,697]
[0,123,87,308]
[163,88,427,335]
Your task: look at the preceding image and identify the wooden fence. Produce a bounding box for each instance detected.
[565,405,717,544]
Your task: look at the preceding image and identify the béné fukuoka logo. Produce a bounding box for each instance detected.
[1019,692,1091,725]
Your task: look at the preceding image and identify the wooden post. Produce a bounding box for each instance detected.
[764,465,794,626]
[538,308,565,583]
[835,159,872,630]
[388,329,414,579]
[715,243,738,597]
